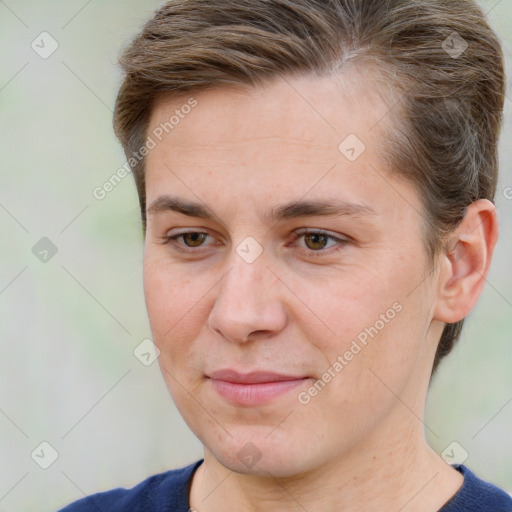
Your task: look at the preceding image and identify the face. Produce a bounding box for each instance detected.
[143,72,442,477]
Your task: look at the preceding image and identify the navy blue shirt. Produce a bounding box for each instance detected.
[58,460,512,511]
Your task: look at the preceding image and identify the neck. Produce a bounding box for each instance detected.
[189,410,463,512]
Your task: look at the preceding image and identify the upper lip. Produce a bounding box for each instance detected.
[208,369,308,384]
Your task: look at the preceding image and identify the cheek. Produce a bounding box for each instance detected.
[293,264,399,348]
[143,259,208,409]
[143,257,201,353]
[143,262,174,334]
[298,307,421,442]
[301,258,430,393]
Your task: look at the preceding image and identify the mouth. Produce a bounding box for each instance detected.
[207,369,311,406]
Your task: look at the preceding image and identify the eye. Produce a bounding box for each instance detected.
[163,231,214,252]
[293,229,349,256]
[177,232,208,247]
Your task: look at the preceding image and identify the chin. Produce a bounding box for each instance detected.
[202,429,322,478]
[216,451,309,478]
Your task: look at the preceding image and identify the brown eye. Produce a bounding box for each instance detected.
[304,233,329,250]
[293,229,349,257]
[162,231,216,254]
[181,232,208,247]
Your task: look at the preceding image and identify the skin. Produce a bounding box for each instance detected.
[143,71,498,512]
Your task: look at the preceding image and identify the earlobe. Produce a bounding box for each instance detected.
[433,199,499,324]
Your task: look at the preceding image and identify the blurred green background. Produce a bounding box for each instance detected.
[0,1,510,510]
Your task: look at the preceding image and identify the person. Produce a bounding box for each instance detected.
[58,0,512,510]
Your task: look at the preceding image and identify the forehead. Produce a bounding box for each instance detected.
[148,69,393,152]
[144,71,419,226]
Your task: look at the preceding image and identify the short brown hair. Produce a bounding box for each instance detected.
[113,0,505,374]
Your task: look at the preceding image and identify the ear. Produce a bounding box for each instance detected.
[433,199,499,324]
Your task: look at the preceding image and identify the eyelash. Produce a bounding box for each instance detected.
[162,229,349,258]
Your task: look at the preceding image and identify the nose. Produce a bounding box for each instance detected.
[208,249,287,343]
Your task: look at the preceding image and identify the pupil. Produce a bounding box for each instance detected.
[185,233,204,246]
[306,234,326,250]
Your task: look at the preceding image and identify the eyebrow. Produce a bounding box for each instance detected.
[146,195,377,223]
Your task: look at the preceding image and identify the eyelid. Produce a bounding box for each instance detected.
[293,227,348,240]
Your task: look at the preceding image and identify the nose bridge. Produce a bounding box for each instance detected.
[220,243,270,309]
[208,241,285,341]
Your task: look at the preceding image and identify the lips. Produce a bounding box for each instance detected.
[208,369,310,406]
[209,369,306,383]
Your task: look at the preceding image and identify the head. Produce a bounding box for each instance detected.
[113,0,504,475]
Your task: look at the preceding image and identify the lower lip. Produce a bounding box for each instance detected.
[209,378,308,406]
